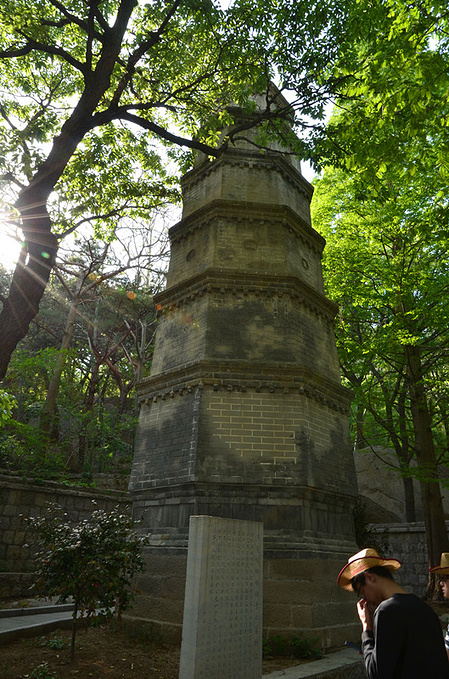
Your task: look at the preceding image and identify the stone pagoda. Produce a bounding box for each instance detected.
[129,90,360,646]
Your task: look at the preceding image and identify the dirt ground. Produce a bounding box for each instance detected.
[0,623,311,679]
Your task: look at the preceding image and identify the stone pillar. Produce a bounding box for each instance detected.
[129,90,360,647]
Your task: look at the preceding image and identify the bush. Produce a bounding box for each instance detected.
[27,503,149,660]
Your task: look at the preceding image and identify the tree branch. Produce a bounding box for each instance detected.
[14,31,87,74]
[89,108,223,156]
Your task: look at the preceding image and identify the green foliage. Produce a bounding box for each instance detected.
[0,399,135,481]
[38,634,66,650]
[310,0,449,180]
[263,634,322,660]
[81,411,138,472]
[0,421,65,478]
[28,662,60,679]
[0,389,16,427]
[310,5,449,556]
[0,255,156,480]
[27,504,149,660]
[311,158,449,468]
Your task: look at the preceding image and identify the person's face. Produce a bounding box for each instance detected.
[355,571,384,608]
[439,574,449,600]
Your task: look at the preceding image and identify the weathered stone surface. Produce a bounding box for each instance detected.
[126,549,362,650]
[355,446,449,523]
[179,516,263,679]
[129,88,359,644]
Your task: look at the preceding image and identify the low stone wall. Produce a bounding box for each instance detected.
[368,521,449,596]
[0,473,130,598]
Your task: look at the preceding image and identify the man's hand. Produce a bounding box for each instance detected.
[357,598,374,632]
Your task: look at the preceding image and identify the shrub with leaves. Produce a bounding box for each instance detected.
[27,503,148,660]
[0,389,16,427]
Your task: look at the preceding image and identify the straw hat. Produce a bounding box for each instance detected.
[429,553,449,575]
[337,548,402,591]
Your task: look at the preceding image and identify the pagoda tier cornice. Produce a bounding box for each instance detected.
[137,359,352,415]
[153,268,338,324]
[168,199,325,256]
[182,148,313,202]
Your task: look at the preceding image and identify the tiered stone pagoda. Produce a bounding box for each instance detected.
[129,90,359,646]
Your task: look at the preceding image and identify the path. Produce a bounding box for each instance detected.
[0,605,365,678]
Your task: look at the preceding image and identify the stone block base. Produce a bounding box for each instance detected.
[126,548,361,650]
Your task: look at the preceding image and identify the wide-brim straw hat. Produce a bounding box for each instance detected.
[429,553,449,575]
[337,548,402,591]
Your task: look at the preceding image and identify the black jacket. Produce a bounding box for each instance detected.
[361,593,449,678]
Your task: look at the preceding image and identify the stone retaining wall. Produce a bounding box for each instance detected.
[0,473,130,598]
[368,521,449,596]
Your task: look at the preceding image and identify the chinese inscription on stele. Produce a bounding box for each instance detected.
[179,515,263,679]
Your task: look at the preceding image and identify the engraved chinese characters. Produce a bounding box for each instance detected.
[179,516,263,679]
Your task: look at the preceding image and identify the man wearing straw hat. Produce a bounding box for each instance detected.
[430,553,449,661]
[338,548,449,678]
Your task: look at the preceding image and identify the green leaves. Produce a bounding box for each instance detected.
[313,0,449,183]
[311,113,449,492]
[27,503,149,657]
[0,389,16,427]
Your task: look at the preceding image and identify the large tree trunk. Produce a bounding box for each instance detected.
[402,475,416,522]
[404,344,449,591]
[396,386,416,522]
[0,0,138,381]
[394,461,416,523]
[0,192,58,380]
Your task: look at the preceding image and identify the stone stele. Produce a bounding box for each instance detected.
[179,516,263,679]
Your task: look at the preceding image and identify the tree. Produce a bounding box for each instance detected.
[310,0,449,182]
[0,239,158,477]
[39,228,161,442]
[311,156,449,579]
[0,0,359,380]
[306,0,449,583]
[27,503,149,661]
